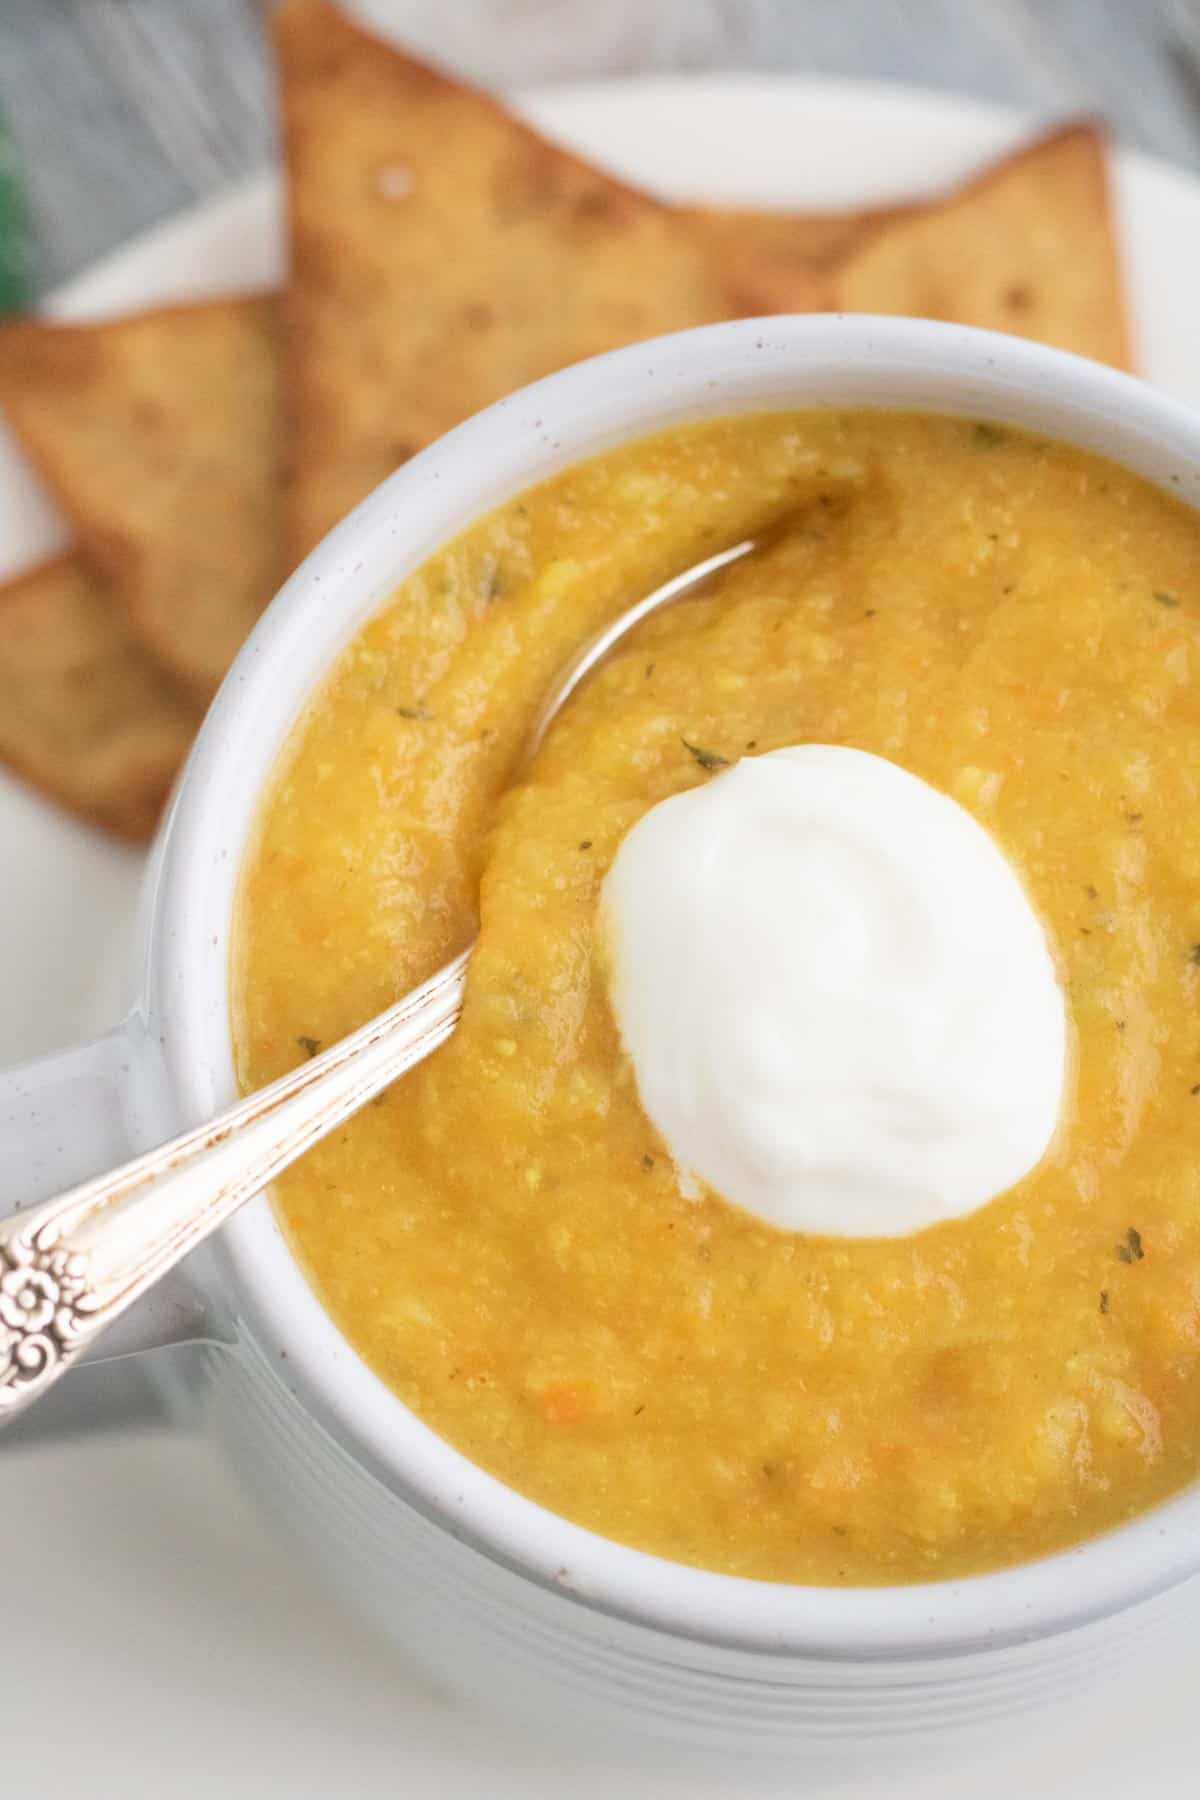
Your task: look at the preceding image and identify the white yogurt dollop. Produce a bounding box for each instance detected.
[601,745,1066,1237]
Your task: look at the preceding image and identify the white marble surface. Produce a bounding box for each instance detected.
[2,0,1200,294]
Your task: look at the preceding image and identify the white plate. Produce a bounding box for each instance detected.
[4,77,1200,1800]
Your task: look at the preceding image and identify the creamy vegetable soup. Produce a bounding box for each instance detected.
[233,412,1200,1585]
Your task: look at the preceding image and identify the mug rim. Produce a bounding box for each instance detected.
[147,313,1200,1659]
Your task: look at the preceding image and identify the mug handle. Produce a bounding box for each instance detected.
[0,1024,210,1440]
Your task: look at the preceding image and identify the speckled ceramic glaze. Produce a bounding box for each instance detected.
[5,316,1200,1756]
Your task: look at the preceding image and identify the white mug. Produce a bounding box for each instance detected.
[4,314,1200,1758]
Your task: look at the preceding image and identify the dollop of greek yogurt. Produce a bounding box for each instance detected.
[601,745,1066,1237]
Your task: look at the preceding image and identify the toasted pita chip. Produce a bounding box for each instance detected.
[274,0,762,562]
[831,123,1132,368]
[681,205,868,311]
[0,296,281,702]
[0,555,195,840]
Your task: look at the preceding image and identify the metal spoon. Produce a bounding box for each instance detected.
[0,537,755,1422]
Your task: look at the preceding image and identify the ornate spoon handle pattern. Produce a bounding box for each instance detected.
[0,951,468,1420]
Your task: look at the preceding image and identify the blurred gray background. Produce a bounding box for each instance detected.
[3,0,1200,298]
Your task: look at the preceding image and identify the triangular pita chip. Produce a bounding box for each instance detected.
[0,296,281,701]
[681,205,868,311]
[0,555,195,840]
[274,0,765,562]
[831,123,1132,368]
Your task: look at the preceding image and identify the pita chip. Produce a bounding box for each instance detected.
[0,296,281,701]
[0,555,195,841]
[274,0,762,561]
[832,123,1133,368]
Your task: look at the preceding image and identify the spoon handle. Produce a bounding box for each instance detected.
[0,949,469,1424]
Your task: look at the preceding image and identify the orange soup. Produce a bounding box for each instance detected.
[234,411,1200,1584]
